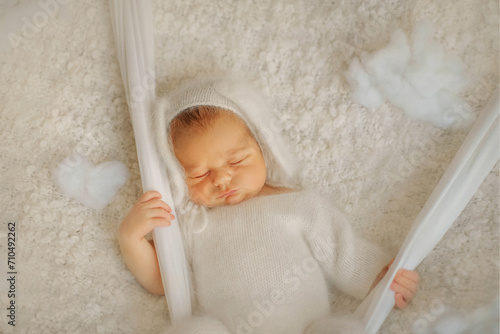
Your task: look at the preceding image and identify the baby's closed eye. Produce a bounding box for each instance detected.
[190,171,210,179]
[229,156,247,166]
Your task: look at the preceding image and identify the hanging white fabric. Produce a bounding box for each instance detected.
[356,88,499,334]
[108,0,192,324]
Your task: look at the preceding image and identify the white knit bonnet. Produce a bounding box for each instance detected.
[152,74,298,213]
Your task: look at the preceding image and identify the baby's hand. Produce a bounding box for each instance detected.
[372,259,419,309]
[390,267,419,309]
[119,191,174,243]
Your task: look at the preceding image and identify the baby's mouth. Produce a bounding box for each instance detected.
[218,189,238,199]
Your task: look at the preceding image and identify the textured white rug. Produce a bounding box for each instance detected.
[0,0,498,333]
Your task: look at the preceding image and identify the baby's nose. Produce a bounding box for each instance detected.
[213,170,231,187]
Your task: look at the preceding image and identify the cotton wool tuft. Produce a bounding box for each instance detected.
[345,19,474,129]
[54,154,128,211]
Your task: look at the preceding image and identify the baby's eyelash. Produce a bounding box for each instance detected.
[230,157,246,166]
[191,171,209,179]
[188,156,247,179]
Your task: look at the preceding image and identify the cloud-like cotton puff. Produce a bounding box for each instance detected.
[345,20,474,129]
[54,154,128,211]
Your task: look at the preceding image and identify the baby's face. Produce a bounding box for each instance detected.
[173,112,267,207]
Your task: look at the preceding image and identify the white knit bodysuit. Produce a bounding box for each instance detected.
[186,190,390,334]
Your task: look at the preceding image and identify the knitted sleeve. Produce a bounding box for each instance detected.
[302,191,391,300]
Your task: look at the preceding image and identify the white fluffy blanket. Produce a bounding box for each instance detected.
[0,0,498,333]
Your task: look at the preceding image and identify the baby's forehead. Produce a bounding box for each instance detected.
[202,109,254,142]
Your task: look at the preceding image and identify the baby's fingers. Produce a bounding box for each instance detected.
[395,269,419,292]
[139,190,163,202]
[147,208,175,226]
[129,209,173,240]
[394,292,408,309]
[139,193,173,213]
[390,269,419,309]
[390,279,413,307]
[149,217,173,229]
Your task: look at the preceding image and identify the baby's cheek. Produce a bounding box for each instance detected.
[187,184,203,203]
[191,182,215,205]
[242,166,266,191]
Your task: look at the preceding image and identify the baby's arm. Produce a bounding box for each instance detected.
[118,191,174,295]
[371,259,419,309]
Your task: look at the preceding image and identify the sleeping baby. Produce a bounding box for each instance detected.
[118,75,418,334]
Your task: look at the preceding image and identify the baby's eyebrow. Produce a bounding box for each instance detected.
[184,166,206,173]
[226,146,247,157]
[226,136,254,155]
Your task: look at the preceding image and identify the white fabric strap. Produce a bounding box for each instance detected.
[356,87,499,333]
[108,0,192,324]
